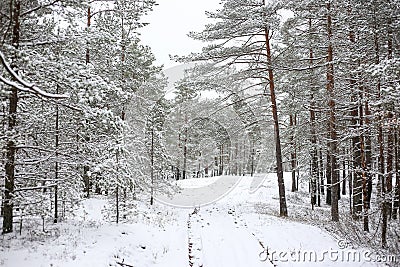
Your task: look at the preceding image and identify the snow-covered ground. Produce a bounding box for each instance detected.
[1,173,388,267]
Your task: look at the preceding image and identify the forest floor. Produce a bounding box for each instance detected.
[0,173,392,267]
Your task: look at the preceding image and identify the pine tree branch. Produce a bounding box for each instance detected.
[0,50,69,99]
[0,10,10,20]
[13,184,57,192]
[20,0,61,17]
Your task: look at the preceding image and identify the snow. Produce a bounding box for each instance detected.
[177,176,221,188]
[1,196,187,267]
[75,196,107,222]
[188,210,267,267]
[156,175,242,207]
[1,173,386,267]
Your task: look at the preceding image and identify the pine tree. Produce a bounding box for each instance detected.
[177,0,288,217]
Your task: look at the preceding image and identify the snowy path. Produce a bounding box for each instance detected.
[173,175,381,267]
[155,176,242,207]
[188,208,270,267]
[187,177,270,266]
[1,174,385,267]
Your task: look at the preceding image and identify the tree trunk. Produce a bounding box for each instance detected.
[309,26,318,207]
[2,0,20,234]
[386,113,394,219]
[342,157,346,195]
[348,5,363,219]
[86,6,91,64]
[83,5,91,197]
[326,150,331,205]
[359,101,369,232]
[264,25,287,217]
[116,185,119,223]
[394,129,400,220]
[150,128,154,205]
[290,114,297,192]
[83,166,90,198]
[220,144,224,176]
[3,88,17,234]
[372,2,386,247]
[385,15,394,221]
[319,148,325,196]
[349,166,353,215]
[54,84,60,223]
[326,2,339,222]
[234,141,238,175]
[365,100,373,208]
[351,91,362,219]
[182,115,188,180]
[310,105,318,208]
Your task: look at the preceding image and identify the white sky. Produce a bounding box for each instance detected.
[139,0,219,69]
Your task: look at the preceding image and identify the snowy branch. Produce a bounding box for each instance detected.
[19,39,68,47]
[13,184,57,192]
[20,0,62,17]
[0,10,10,20]
[0,50,69,99]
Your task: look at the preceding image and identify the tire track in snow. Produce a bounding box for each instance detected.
[181,176,275,267]
[226,205,276,267]
[193,204,273,267]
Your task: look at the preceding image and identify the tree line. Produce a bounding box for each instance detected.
[174,0,400,249]
[0,0,164,233]
[1,0,400,253]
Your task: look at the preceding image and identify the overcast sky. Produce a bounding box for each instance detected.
[139,0,219,69]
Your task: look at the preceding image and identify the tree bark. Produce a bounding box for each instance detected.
[392,129,400,220]
[150,128,154,205]
[264,25,287,217]
[54,84,60,223]
[2,0,20,234]
[386,113,394,219]
[308,24,318,207]
[116,185,119,223]
[342,157,346,195]
[3,88,17,234]
[359,101,369,231]
[372,1,386,247]
[86,6,91,64]
[385,12,394,221]
[319,148,324,196]
[326,150,331,205]
[310,106,318,208]
[182,115,188,180]
[290,114,297,192]
[220,144,224,176]
[326,2,339,221]
[347,4,365,220]
[364,100,373,208]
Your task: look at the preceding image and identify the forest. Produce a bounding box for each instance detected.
[1,0,400,263]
